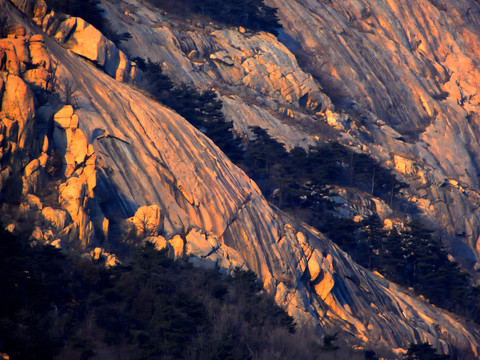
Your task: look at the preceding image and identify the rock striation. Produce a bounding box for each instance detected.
[0,6,105,250]
[98,0,480,274]
[8,0,141,84]
[265,0,480,270]
[101,0,330,148]
[4,0,480,356]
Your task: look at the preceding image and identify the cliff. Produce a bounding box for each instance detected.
[3,0,480,357]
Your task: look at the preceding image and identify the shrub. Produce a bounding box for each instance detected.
[147,0,281,34]
[44,0,131,45]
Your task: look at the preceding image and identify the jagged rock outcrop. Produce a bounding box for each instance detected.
[8,0,141,84]
[102,0,330,148]
[0,10,105,251]
[4,0,480,356]
[98,0,480,274]
[260,0,480,270]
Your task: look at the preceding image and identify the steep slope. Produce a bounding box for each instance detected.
[101,0,480,273]
[102,0,335,148]
[267,0,480,269]
[4,0,480,357]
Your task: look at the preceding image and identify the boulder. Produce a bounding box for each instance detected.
[185,228,214,257]
[314,271,335,301]
[92,247,102,260]
[115,51,130,82]
[145,235,168,251]
[40,135,48,153]
[67,128,88,164]
[10,38,30,68]
[1,74,35,149]
[30,34,44,43]
[25,193,42,211]
[168,235,184,259]
[50,239,63,249]
[25,37,51,81]
[0,116,18,142]
[54,17,77,43]
[59,177,85,216]
[105,254,118,267]
[131,205,163,237]
[42,206,71,230]
[58,177,94,247]
[307,250,323,282]
[23,67,51,89]
[32,0,47,23]
[64,18,110,69]
[5,223,15,233]
[0,40,20,75]
[24,158,40,177]
[7,24,26,38]
[53,105,74,128]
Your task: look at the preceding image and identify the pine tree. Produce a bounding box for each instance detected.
[403,342,451,360]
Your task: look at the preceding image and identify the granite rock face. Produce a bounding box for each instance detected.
[99,0,480,273]
[102,0,330,149]
[9,0,141,84]
[4,0,480,356]
[264,0,480,269]
[0,7,104,250]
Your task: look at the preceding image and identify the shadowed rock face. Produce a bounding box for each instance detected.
[100,0,480,271]
[4,0,480,356]
[44,43,480,358]
[267,0,480,266]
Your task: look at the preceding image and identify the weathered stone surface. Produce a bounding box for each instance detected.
[32,0,47,23]
[4,0,480,355]
[144,235,168,251]
[0,39,21,75]
[22,157,43,194]
[23,67,50,89]
[185,228,213,257]
[67,128,88,164]
[169,235,184,259]
[64,19,107,64]
[50,239,63,249]
[307,250,323,282]
[92,247,102,260]
[100,1,328,147]
[58,177,94,247]
[131,205,163,238]
[59,17,138,83]
[42,206,71,231]
[105,254,118,267]
[7,0,140,84]
[21,193,42,212]
[54,105,74,126]
[1,74,35,149]
[53,17,77,43]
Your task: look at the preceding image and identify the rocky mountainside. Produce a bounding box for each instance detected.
[268,0,480,271]
[3,0,480,358]
[102,0,480,271]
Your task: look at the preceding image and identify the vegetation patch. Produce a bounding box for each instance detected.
[135,57,480,328]
[44,0,131,44]
[146,0,281,34]
[0,226,378,359]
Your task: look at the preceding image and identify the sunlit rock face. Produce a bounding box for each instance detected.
[100,0,480,271]
[101,0,332,149]
[266,0,480,268]
[4,0,480,356]
[9,0,141,83]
